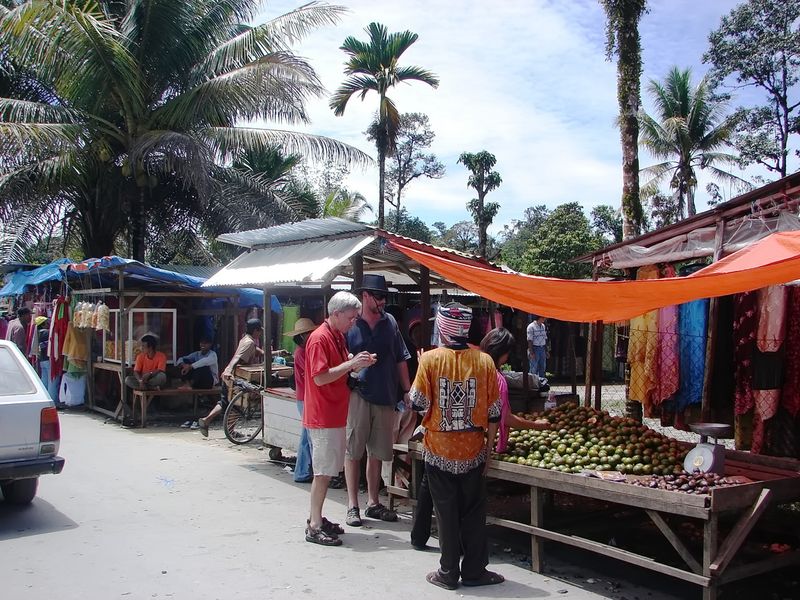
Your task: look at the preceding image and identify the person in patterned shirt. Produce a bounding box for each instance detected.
[410,302,504,590]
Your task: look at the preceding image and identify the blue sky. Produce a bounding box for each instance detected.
[260,0,787,233]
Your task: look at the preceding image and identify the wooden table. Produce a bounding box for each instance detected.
[397,443,800,600]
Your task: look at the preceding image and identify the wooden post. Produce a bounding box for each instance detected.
[263,286,272,388]
[701,219,725,422]
[531,485,544,572]
[569,322,578,396]
[420,266,431,348]
[593,320,604,411]
[118,269,128,420]
[521,313,530,398]
[351,251,363,291]
[584,322,594,408]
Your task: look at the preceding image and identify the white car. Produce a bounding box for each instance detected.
[0,339,64,504]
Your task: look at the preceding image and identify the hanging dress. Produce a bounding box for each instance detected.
[627,265,660,411]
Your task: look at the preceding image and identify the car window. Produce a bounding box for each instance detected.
[0,346,37,395]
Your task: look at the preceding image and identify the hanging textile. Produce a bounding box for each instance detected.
[733,291,758,416]
[752,285,788,453]
[675,298,708,411]
[780,286,800,418]
[280,305,301,353]
[48,296,70,381]
[627,265,660,411]
[655,265,679,406]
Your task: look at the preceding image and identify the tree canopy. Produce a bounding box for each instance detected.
[458,151,501,258]
[704,0,800,177]
[0,0,366,261]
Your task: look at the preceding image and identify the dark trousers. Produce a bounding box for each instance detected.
[180,366,214,390]
[426,462,489,584]
[411,471,434,547]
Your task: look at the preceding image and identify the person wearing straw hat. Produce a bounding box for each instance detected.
[285,317,317,483]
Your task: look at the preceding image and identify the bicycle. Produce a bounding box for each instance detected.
[223,377,264,446]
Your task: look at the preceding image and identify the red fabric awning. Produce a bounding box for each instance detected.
[388,231,800,323]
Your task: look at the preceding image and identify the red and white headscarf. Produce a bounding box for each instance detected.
[436,303,472,346]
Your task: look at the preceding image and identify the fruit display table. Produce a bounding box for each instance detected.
[401,440,800,600]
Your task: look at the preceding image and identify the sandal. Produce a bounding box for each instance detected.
[198,417,209,438]
[307,518,345,536]
[305,526,342,546]
[461,570,505,587]
[426,571,458,591]
[364,502,397,522]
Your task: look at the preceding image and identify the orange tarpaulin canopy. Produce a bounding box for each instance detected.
[389,231,800,323]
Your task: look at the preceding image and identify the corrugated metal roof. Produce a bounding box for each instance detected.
[202,235,374,287]
[216,217,373,249]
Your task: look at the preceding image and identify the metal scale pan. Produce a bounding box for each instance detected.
[683,423,732,474]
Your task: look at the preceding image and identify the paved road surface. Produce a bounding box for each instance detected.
[2,412,687,600]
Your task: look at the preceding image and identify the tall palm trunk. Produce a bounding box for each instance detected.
[477,191,487,258]
[130,186,146,261]
[618,30,642,240]
[378,149,386,229]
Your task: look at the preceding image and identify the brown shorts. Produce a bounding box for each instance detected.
[345,390,396,462]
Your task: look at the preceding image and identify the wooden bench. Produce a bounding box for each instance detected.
[131,387,221,428]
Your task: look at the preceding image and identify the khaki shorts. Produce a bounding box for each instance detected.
[308,427,346,477]
[346,390,396,462]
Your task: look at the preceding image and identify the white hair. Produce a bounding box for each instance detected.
[328,291,361,315]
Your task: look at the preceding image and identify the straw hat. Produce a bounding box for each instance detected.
[284,317,317,338]
[34,315,48,327]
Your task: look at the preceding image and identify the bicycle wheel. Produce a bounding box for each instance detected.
[223,390,263,444]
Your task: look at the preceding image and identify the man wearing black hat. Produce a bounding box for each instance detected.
[343,274,412,527]
[197,318,263,437]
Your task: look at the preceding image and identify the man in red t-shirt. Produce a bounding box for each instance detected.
[303,292,376,546]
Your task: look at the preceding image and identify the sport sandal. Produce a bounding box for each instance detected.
[364,502,397,521]
[305,525,342,546]
[345,507,362,527]
[307,518,345,536]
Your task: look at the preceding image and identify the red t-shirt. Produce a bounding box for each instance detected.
[294,345,307,402]
[303,322,350,429]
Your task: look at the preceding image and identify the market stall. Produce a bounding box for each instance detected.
[397,400,800,600]
[203,217,507,455]
[1,256,279,424]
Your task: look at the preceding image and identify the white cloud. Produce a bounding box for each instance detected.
[257,0,755,230]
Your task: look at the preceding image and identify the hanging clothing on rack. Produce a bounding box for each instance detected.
[674,263,709,414]
[48,296,71,381]
[655,265,679,407]
[780,286,800,418]
[733,291,758,416]
[752,285,788,453]
[627,265,660,411]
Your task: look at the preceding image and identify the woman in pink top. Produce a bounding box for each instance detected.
[479,328,549,453]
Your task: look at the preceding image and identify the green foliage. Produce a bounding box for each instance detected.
[639,66,748,218]
[330,22,438,228]
[0,0,366,261]
[520,203,601,279]
[704,0,800,177]
[380,208,432,242]
[590,205,623,244]
[499,205,550,272]
[458,150,502,257]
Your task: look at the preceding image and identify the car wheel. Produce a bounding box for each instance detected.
[1,478,38,505]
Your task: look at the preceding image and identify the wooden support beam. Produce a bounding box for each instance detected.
[593,320,604,410]
[701,218,725,421]
[351,251,363,291]
[263,286,272,388]
[710,488,772,575]
[646,509,702,574]
[420,266,431,348]
[531,486,544,572]
[485,515,710,587]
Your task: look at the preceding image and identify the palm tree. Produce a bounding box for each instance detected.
[639,67,748,218]
[330,22,439,229]
[601,0,647,239]
[0,0,368,260]
[318,189,372,221]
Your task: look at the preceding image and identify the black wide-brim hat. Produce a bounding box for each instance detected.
[357,273,389,294]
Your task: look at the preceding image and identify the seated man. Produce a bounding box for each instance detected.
[124,335,167,390]
[176,336,218,390]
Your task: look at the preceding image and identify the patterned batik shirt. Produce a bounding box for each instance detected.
[410,347,501,474]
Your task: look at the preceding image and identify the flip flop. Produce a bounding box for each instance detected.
[461,570,505,587]
[426,571,459,591]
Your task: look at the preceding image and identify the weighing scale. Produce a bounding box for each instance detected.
[683,423,732,474]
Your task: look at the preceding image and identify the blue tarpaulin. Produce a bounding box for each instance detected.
[0,256,280,311]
